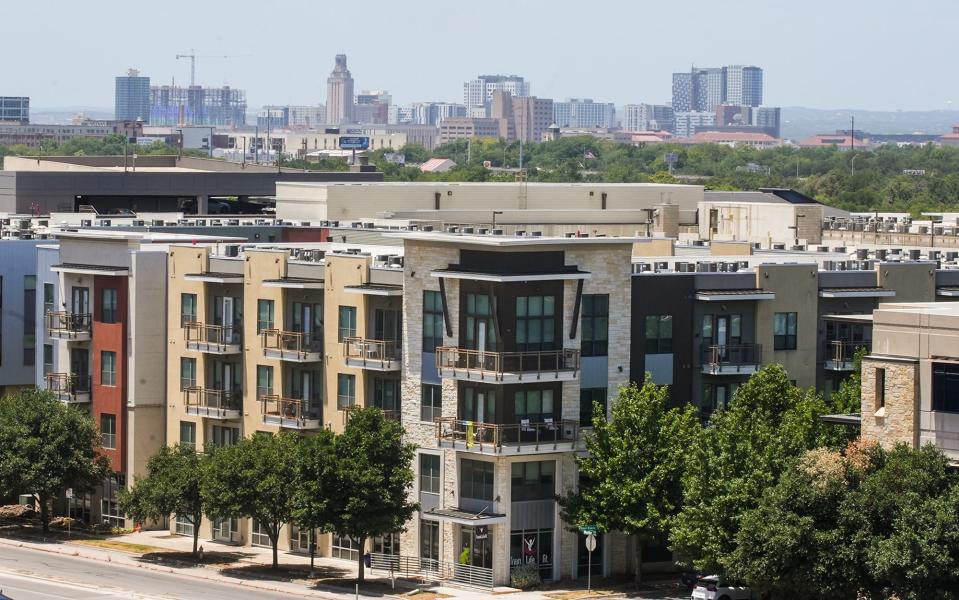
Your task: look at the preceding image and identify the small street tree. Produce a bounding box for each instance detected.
[329,408,416,582]
[293,428,338,573]
[119,444,207,555]
[202,432,300,568]
[558,378,699,584]
[0,389,109,533]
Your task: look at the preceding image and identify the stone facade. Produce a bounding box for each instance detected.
[861,357,920,448]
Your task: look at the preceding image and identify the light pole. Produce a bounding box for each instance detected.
[851,154,858,176]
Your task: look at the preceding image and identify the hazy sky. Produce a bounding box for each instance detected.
[4,0,956,111]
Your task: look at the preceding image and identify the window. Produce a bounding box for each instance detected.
[23,275,35,366]
[421,384,442,422]
[180,357,196,391]
[932,363,959,412]
[43,344,53,376]
[372,377,400,412]
[876,368,886,410]
[251,519,271,547]
[423,290,445,352]
[581,294,609,357]
[579,388,607,426]
[511,529,554,579]
[644,315,673,354]
[213,518,240,543]
[511,460,555,501]
[702,314,742,346]
[211,425,239,447]
[101,288,118,323]
[703,383,735,416]
[101,414,116,449]
[465,293,497,350]
[338,306,356,341]
[100,351,116,386]
[516,295,556,352]
[420,520,439,564]
[373,532,400,556]
[514,389,555,422]
[460,459,494,501]
[180,421,196,449]
[332,533,359,561]
[774,312,798,350]
[337,373,356,408]
[43,283,55,315]
[257,299,274,333]
[420,454,441,495]
[256,365,274,398]
[174,514,195,537]
[180,293,197,326]
[100,472,125,528]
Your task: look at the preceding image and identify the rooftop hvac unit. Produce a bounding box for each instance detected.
[856,249,869,259]
[227,219,239,226]
[101,220,111,226]
[823,260,835,270]
[422,225,433,232]
[531,231,542,237]
[909,249,921,260]
[351,222,361,228]
[773,243,785,250]
[152,219,164,226]
[224,245,240,257]
[461,227,474,234]
[833,247,846,253]
[82,220,93,227]
[948,252,959,261]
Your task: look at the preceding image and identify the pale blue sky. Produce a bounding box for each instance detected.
[5,0,955,111]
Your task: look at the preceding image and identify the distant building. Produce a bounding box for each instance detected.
[462,75,529,115]
[725,65,763,107]
[623,104,674,132]
[673,65,763,112]
[674,111,716,137]
[438,117,501,144]
[716,104,752,127]
[394,102,467,126]
[799,133,871,150]
[0,96,29,124]
[678,130,781,149]
[287,105,325,130]
[354,90,391,125]
[752,106,781,138]
[419,157,456,173]
[940,125,959,147]
[0,119,143,149]
[326,54,355,124]
[553,99,616,129]
[487,91,553,143]
[149,85,246,127]
[115,69,150,123]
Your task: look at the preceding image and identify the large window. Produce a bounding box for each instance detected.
[337,373,356,408]
[511,529,554,579]
[373,532,400,556]
[702,314,741,346]
[423,290,444,352]
[338,306,357,341]
[420,520,439,564]
[703,383,736,415]
[180,293,198,326]
[43,344,53,376]
[420,453,441,495]
[211,425,239,447]
[251,519,271,547]
[421,384,442,422]
[581,294,609,357]
[256,365,274,398]
[180,421,196,449]
[174,514,194,537]
[516,295,556,352]
[579,388,607,426]
[332,533,359,561]
[514,389,555,422]
[101,288,118,323]
[257,299,274,333]
[644,315,673,354]
[372,377,400,412]
[460,459,494,501]
[100,351,116,386]
[180,357,196,391]
[875,368,886,410]
[932,363,959,413]
[774,312,798,350]
[43,283,55,315]
[101,414,116,449]
[511,460,555,501]
[465,293,496,350]
[23,275,35,366]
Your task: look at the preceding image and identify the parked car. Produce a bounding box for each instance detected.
[691,575,751,600]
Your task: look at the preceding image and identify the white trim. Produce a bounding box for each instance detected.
[262,280,325,290]
[431,270,590,282]
[819,289,895,298]
[184,274,243,283]
[695,291,774,301]
[343,286,403,297]
[937,288,959,297]
[419,510,508,526]
[394,231,640,246]
[51,266,128,277]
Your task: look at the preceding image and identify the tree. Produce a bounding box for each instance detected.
[202,432,300,568]
[670,364,832,574]
[0,389,109,533]
[329,408,416,582]
[119,444,207,555]
[293,429,338,573]
[558,378,699,583]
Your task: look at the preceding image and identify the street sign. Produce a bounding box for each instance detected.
[65,488,73,499]
[585,533,597,552]
[579,525,598,535]
[339,136,370,150]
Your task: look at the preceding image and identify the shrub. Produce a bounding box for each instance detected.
[510,563,542,590]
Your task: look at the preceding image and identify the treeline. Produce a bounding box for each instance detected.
[0,134,206,168]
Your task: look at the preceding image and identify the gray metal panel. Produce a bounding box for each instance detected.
[580,356,608,389]
[510,500,556,530]
[693,272,755,290]
[819,271,876,288]
[644,353,673,385]
[459,497,493,513]
[421,351,440,384]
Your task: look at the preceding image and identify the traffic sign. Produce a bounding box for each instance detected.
[579,525,597,535]
[585,533,597,552]
[65,488,73,499]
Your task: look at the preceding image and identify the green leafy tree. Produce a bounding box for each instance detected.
[293,428,338,571]
[670,364,831,574]
[558,378,699,583]
[118,444,207,554]
[329,408,416,582]
[202,432,300,568]
[0,389,110,533]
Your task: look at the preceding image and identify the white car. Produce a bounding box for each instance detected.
[691,575,752,600]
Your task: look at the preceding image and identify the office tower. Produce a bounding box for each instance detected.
[286,105,326,130]
[115,69,151,123]
[326,54,355,124]
[512,96,554,142]
[752,106,781,138]
[552,99,616,129]
[716,104,752,127]
[672,72,693,112]
[462,75,530,115]
[726,65,763,107]
[0,96,29,124]
[672,67,728,113]
[149,85,246,127]
[623,104,675,132]
[673,111,716,137]
[354,90,390,125]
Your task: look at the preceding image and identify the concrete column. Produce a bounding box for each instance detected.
[653,203,680,238]
[196,194,209,215]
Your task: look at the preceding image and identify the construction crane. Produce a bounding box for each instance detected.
[175,49,246,87]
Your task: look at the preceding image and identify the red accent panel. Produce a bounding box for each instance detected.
[281,228,329,243]
[91,276,128,474]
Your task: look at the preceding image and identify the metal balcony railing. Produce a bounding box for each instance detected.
[183,322,242,350]
[435,347,580,382]
[825,340,870,370]
[343,337,401,368]
[45,311,92,338]
[261,328,323,360]
[183,387,242,417]
[44,372,92,401]
[369,552,493,591]
[435,417,579,454]
[261,395,321,426]
[700,343,762,374]
[343,403,401,421]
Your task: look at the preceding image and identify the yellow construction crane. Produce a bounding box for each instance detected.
[175,49,247,86]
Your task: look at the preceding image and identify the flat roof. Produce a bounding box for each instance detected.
[280,181,703,190]
[393,231,640,246]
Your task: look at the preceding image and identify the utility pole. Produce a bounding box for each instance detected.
[850,116,855,152]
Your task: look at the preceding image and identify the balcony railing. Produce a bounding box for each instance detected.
[435,347,580,383]
[342,403,401,421]
[261,329,323,361]
[825,340,870,371]
[700,343,762,375]
[44,373,92,402]
[183,322,242,353]
[261,395,322,428]
[343,337,401,370]
[45,311,92,340]
[369,553,493,591]
[435,417,579,454]
[184,387,242,419]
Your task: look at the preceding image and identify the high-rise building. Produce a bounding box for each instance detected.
[715,104,752,127]
[552,99,616,129]
[752,106,781,138]
[0,96,29,124]
[671,73,693,112]
[462,75,530,115]
[149,85,246,127]
[286,105,326,130]
[115,69,150,123]
[673,111,716,137]
[354,90,390,125]
[326,54,355,124]
[512,96,554,143]
[623,104,674,132]
[726,65,763,107]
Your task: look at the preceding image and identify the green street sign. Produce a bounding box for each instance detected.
[579,525,598,535]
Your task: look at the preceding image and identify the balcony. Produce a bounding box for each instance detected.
[261,329,323,362]
[183,322,242,354]
[825,340,870,371]
[343,403,401,422]
[701,343,762,375]
[343,337,401,371]
[435,418,580,455]
[435,347,580,383]
[45,312,92,341]
[184,387,242,420]
[45,373,91,403]
[261,396,322,429]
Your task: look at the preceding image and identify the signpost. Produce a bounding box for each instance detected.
[339,136,370,166]
[65,489,73,537]
[579,526,597,592]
